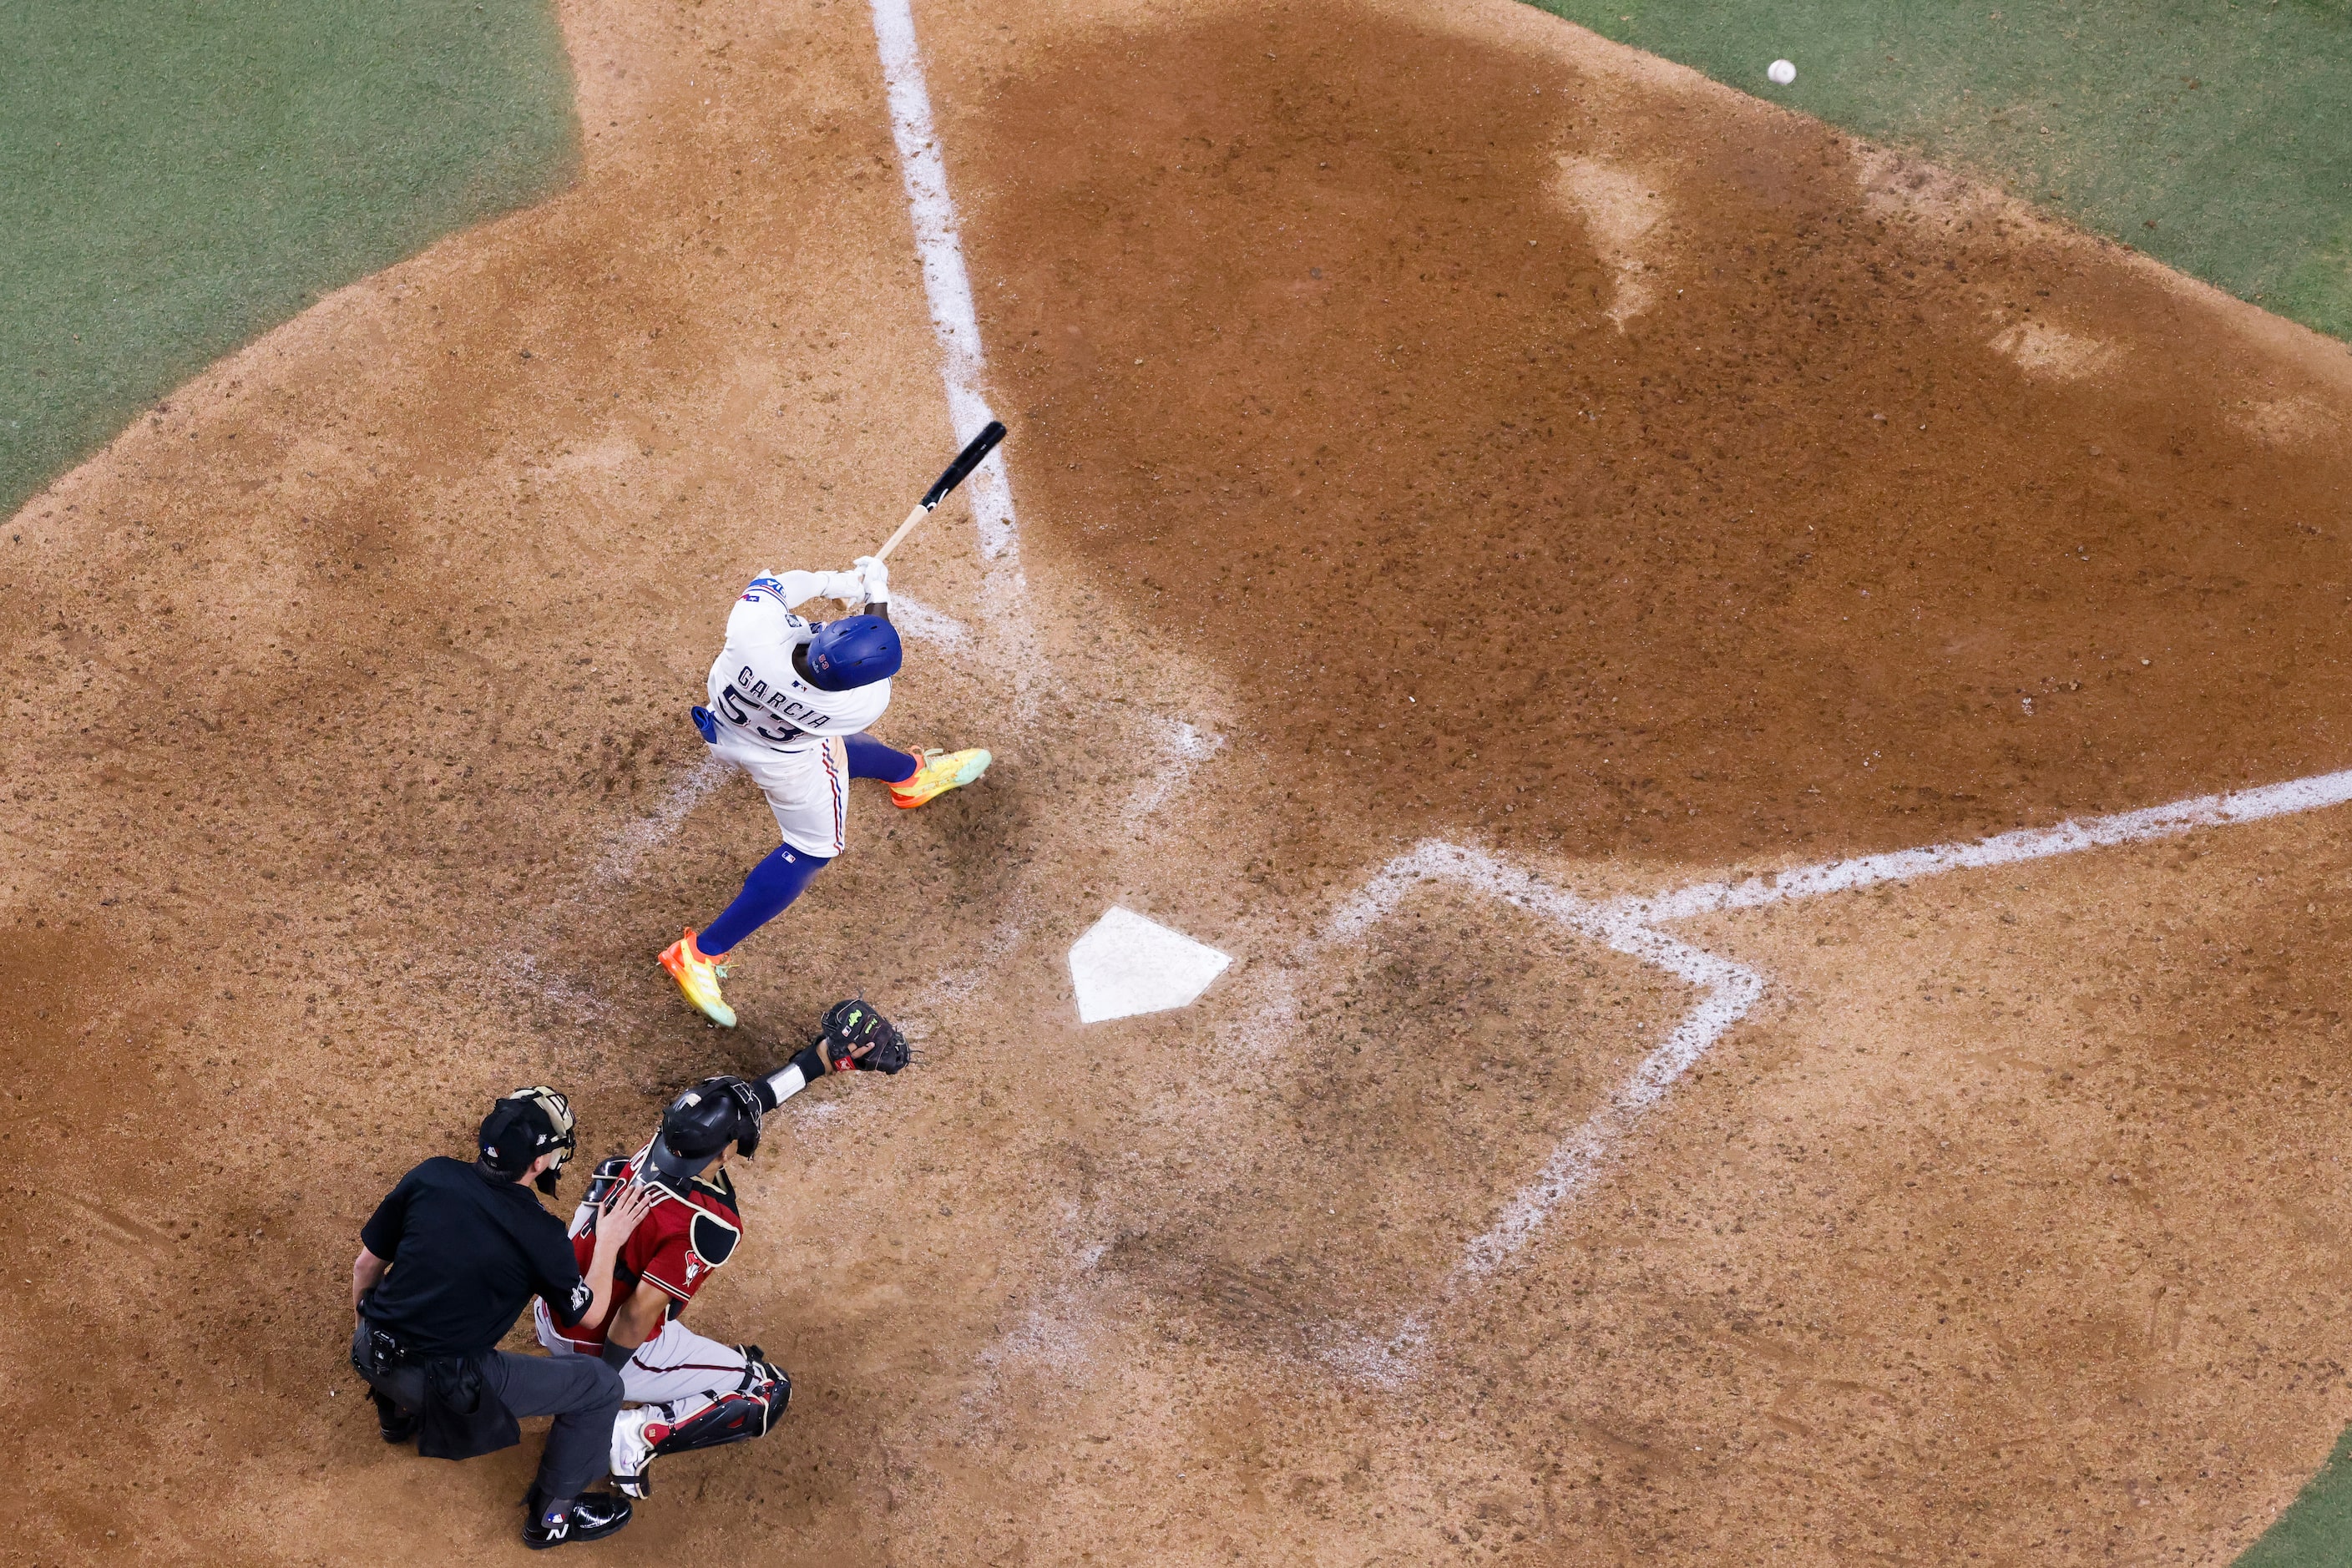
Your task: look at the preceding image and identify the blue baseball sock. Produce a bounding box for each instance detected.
[846,733,919,785]
[699,738,915,956]
[700,843,832,956]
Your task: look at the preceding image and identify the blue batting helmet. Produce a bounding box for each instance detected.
[804,615,902,691]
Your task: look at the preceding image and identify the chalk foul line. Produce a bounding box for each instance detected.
[1322,763,2352,1373]
[867,0,1054,728]
[1606,765,2352,928]
[867,0,1019,571]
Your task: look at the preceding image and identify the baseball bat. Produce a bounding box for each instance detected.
[872,420,1007,564]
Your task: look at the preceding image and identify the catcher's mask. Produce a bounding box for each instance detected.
[479,1086,578,1195]
[646,1075,765,1185]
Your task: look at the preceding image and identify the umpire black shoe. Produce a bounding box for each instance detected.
[372,1391,418,1444]
[523,1491,634,1550]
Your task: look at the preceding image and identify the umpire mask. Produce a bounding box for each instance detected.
[646,1075,764,1185]
[479,1085,579,1195]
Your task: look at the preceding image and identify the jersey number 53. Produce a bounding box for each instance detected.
[719,684,805,745]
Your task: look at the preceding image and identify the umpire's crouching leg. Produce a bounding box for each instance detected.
[480,1349,625,1500]
[352,1324,625,1500]
[352,1322,427,1439]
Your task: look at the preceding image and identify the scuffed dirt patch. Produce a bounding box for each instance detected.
[2232,392,2344,445]
[1550,154,1673,327]
[1987,316,2122,380]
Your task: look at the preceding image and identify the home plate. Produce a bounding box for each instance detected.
[1068,907,1232,1024]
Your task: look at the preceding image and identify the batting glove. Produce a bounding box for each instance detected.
[809,568,863,603]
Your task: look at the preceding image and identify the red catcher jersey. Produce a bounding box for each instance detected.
[549,1146,745,1351]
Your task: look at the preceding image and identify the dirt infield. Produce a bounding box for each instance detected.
[959,2,2352,873]
[8,0,2352,1562]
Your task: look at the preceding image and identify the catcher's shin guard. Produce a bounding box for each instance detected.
[611,1373,792,1498]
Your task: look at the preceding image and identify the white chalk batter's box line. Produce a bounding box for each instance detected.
[1325,764,2352,1375]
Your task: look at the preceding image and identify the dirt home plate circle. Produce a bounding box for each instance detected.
[15,0,2352,1562]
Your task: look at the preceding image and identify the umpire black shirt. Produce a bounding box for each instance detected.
[358,1156,593,1358]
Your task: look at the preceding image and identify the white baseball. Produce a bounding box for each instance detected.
[1768,58,1797,85]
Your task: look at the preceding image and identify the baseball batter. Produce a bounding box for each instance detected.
[660,554,990,1027]
[534,1000,911,1496]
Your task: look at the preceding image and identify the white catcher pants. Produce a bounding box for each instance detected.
[533,1300,753,1406]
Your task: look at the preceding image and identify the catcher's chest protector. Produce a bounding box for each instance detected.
[650,1166,743,1286]
[575,1150,745,1293]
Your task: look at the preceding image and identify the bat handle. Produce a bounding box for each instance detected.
[870,499,932,565]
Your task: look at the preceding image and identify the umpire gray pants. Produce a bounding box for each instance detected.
[352,1323,624,1499]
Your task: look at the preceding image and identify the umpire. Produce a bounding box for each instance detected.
[351,1085,660,1549]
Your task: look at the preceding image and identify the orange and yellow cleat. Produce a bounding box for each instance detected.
[657,928,736,1028]
[889,746,993,810]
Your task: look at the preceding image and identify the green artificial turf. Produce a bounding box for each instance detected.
[0,0,577,518]
[1520,0,2352,345]
[2236,1424,2352,1567]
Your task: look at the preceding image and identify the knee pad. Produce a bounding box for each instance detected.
[736,1348,788,1393]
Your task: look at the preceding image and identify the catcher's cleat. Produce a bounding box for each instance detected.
[658,928,736,1028]
[889,746,992,810]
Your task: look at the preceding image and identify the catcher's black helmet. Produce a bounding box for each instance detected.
[645,1075,765,1184]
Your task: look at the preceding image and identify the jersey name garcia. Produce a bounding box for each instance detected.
[705,573,891,754]
[553,1148,746,1351]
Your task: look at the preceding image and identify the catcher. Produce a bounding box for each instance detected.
[533,999,911,1496]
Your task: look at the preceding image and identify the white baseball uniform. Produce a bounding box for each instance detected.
[705,569,893,858]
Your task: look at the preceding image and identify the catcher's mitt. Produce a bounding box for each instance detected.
[818,997,911,1075]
